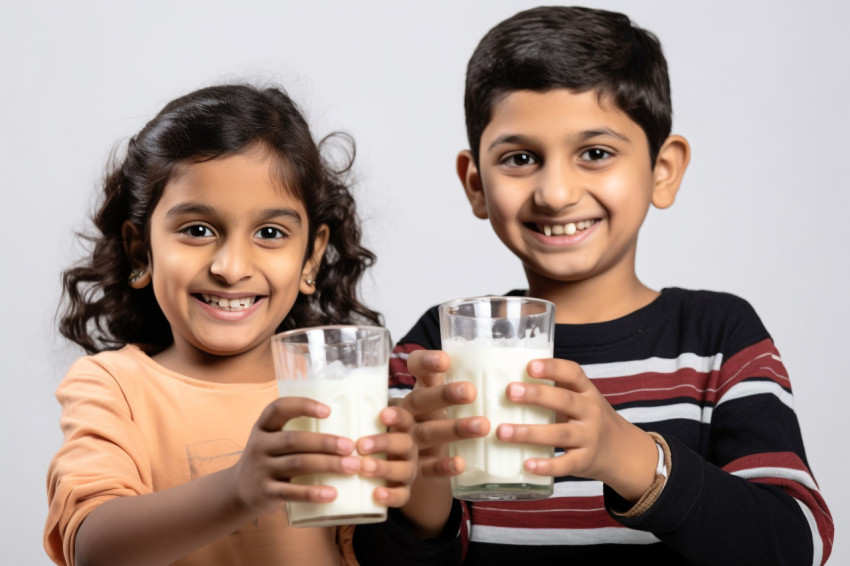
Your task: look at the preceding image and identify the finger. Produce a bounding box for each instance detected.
[261,481,339,504]
[271,453,362,479]
[258,396,331,431]
[357,432,415,460]
[380,406,415,433]
[418,455,465,479]
[504,380,578,417]
[407,349,451,386]
[359,457,417,485]
[402,382,477,420]
[412,416,490,449]
[496,422,577,451]
[526,358,591,392]
[372,485,411,508]
[267,429,355,457]
[523,452,588,478]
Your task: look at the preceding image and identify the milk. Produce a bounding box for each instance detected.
[276,363,388,527]
[444,337,554,500]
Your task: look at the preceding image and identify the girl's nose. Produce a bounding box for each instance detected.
[210,239,254,284]
[533,161,583,212]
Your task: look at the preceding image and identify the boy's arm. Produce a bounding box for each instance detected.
[605,340,833,565]
[506,342,832,565]
[354,334,481,565]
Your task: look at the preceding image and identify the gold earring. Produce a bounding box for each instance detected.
[129,269,146,284]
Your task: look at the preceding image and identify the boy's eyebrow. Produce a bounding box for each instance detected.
[165,203,303,224]
[487,128,631,152]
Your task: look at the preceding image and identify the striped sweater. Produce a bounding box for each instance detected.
[353,288,833,565]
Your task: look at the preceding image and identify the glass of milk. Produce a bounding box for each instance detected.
[439,296,555,501]
[271,325,390,527]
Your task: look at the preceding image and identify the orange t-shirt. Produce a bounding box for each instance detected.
[44,344,358,565]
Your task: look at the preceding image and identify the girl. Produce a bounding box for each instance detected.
[45,84,415,566]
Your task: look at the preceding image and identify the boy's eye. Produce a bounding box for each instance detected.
[501,152,537,168]
[183,225,213,238]
[256,227,285,240]
[580,148,612,161]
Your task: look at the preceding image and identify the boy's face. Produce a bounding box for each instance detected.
[459,88,682,292]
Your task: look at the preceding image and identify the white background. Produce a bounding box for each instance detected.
[2,0,847,563]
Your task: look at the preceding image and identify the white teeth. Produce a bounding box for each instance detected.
[538,220,596,236]
[200,293,256,311]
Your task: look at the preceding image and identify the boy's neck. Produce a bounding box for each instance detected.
[525,271,659,325]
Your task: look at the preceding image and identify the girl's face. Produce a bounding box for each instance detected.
[131,147,327,369]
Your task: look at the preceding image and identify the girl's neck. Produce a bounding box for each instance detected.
[152,341,275,384]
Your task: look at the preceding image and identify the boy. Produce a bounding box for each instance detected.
[353,5,833,566]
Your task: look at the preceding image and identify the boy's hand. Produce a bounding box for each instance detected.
[228,397,360,516]
[355,406,417,508]
[498,358,658,502]
[401,349,490,478]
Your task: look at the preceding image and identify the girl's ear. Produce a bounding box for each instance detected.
[457,150,488,219]
[121,221,152,289]
[300,224,330,295]
[651,135,691,209]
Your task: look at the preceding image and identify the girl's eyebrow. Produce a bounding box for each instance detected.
[165,203,303,224]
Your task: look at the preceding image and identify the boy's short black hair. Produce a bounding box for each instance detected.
[465,6,672,166]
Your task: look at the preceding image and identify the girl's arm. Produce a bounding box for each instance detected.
[74,397,357,566]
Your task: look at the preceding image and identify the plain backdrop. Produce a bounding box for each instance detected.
[2,0,847,563]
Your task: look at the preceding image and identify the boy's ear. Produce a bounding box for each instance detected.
[651,135,691,209]
[457,150,488,219]
[121,221,152,289]
[300,224,330,295]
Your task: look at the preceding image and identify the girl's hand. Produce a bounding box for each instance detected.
[228,396,359,516]
[401,349,489,479]
[498,358,658,502]
[355,406,417,507]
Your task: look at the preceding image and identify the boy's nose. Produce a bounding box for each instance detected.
[210,239,254,284]
[533,163,583,212]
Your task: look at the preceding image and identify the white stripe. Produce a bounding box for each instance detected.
[470,525,660,546]
[553,480,603,498]
[618,402,712,425]
[583,353,722,379]
[717,380,795,411]
[731,466,819,493]
[795,499,823,566]
[391,351,409,360]
[388,387,410,399]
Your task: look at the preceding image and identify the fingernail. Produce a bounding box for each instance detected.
[508,383,525,399]
[374,487,389,502]
[382,407,398,424]
[528,360,544,375]
[337,438,354,453]
[315,404,331,418]
[362,458,378,473]
[341,456,360,473]
[318,487,336,500]
[447,459,458,474]
[468,419,482,434]
[499,424,514,440]
[360,437,376,453]
[526,460,537,472]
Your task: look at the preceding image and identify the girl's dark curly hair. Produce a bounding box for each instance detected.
[60,83,381,354]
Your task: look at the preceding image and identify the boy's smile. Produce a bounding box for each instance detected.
[132,147,327,377]
[459,89,687,319]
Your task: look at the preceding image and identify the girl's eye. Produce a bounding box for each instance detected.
[580,148,612,162]
[501,152,537,168]
[184,225,213,238]
[256,227,285,240]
